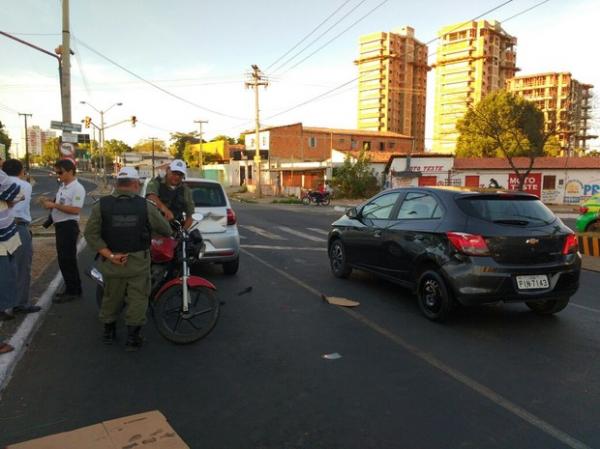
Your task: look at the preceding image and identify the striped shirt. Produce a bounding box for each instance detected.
[0,169,22,255]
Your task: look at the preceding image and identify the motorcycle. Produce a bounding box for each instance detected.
[86,213,220,344]
[301,189,332,206]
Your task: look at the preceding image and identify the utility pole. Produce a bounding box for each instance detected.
[245,65,268,198]
[148,137,158,178]
[19,113,32,172]
[60,0,71,124]
[193,120,208,175]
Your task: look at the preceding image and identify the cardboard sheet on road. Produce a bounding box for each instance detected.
[7,410,189,449]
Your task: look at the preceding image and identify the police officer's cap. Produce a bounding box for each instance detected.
[116,167,140,180]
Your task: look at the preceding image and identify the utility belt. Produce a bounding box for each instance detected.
[14,219,30,226]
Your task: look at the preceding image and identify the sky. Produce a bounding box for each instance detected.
[1,0,599,157]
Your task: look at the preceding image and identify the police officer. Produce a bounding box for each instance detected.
[146,159,194,229]
[84,167,171,351]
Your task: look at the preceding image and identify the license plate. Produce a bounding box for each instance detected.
[516,275,549,290]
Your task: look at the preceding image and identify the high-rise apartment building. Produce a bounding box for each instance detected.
[432,20,518,153]
[21,125,56,157]
[507,72,595,152]
[355,26,428,152]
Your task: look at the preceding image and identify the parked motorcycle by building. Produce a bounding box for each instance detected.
[87,213,220,344]
[301,189,332,206]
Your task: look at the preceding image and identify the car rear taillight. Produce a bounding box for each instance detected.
[227,208,237,225]
[579,206,589,214]
[446,232,490,256]
[562,234,578,255]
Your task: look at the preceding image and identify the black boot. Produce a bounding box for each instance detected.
[103,322,116,345]
[125,326,143,352]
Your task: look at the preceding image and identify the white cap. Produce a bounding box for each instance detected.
[169,159,187,177]
[116,167,140,180]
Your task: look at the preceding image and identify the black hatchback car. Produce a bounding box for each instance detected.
[328,187,581,321]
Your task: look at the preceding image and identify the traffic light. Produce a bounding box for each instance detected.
[84,116,91,128]
[131,115,137,127]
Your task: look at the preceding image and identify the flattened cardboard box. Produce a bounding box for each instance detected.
[6,410,190,449]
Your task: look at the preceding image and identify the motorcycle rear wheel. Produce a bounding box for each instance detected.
[153,284,220,344]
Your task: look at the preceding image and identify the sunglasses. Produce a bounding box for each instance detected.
[171,171,184,177]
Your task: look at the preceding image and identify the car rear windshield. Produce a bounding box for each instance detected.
[188,183,226,207]
[456,195,556,226]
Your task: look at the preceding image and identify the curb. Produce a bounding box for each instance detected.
[0,238,87,395]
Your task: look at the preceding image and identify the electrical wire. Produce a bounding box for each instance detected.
[270,0,369,75]
[499,0,552,23]
[70,35,92,98]
[0,102,18,114]
[266,0,352,71]
[278,0,388,77]
[72,36,249,121]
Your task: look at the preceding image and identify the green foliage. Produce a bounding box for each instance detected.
[169,132,199,159]
[456,91,551,190]
[133,139,167,154]
[543,135,562,157]
[0,121,11,158]
[41,137,61,166]
[272,198,303,204]
[332,149,378,198]
[212,134,236,144]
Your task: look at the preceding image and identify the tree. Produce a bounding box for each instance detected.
[212,134,236,144]
[169,132,199,159]
[456,91,552,190]
[332,149,378,198]
[0,121,11,159]
[41,137,61,166]
[104,139,131,157]
[133,139,167,154]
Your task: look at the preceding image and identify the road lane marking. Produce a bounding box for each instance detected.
[239,225,286,240]
[277,226,327,242]
[242,244,326,251]
[570,303,600,313]
[307,227,330,236]
[240,248,593,449]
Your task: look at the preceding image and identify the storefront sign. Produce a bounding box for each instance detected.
[564,180,583,204]
[508,173,542,197]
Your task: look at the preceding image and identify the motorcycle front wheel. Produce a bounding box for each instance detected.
[153,284,220,344]
[301,196,311,205]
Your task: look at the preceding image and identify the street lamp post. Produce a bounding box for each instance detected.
[80,101,122,186]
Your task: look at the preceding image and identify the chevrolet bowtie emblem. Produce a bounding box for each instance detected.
[526,238,539,245]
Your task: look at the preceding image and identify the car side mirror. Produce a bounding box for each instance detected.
[346,207,360,219]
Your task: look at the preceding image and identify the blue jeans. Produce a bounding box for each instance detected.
[14,223,33,307]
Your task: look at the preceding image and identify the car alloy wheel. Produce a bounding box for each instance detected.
[329,240,352,278]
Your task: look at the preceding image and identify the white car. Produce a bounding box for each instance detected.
[143,177,240,275]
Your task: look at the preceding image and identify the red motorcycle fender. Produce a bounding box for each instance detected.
[154,276,217,301]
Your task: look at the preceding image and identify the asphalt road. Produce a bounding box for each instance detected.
[1,202,599,449]
[28,168,98,222]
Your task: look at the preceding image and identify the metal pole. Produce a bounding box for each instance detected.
[148,137,157,178]
[100,110,105,186]
[61,0,71,124]
[19,113,32,172]
[245,65,268,198]
[194,120,208,175]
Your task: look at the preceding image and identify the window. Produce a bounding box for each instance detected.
[308,136,317,148]
[543,175,556,190]
[396,193,442,220]
[362,192,402,219]
[379,142,385,151]
[363,141,371,151]
[188,182,226,207]
[388,141,395,149]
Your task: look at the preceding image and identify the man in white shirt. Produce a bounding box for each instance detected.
[3,159,40,314]
[42,159,86,303]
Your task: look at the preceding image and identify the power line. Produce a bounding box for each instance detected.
[265,77,358,120]
[270,0,369,75]
[0,102,18,114]
[72,36,249,121]
[266,0,352,71]
[278,0,389,77]
[500,0,552,23]
[424,0,514,45]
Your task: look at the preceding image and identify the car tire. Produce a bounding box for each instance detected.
[222,257,239,275]
[525,297,570,315]
[585,221,600,233]
[417,270,454,322]
[329,239,352,278]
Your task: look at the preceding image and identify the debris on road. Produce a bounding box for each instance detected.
[322,352,342,360]
[321,294,359,307]
[237,286,253,296]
